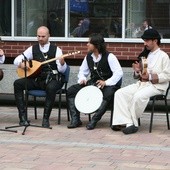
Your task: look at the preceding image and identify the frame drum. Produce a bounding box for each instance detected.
[75,85,103,114]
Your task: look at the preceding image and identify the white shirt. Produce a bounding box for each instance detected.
[0,55,5,64]
[147,48,160,71]
[14,42,67,73]
[78,53,123,86]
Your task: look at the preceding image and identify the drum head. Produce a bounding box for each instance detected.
[75,85,103,114]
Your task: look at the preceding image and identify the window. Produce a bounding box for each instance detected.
[14,0,65,37]
[1,0,170,42]
[125,0,170,39]
[14,0,123,38]
[69,0,122,38]
[0,0,11,36]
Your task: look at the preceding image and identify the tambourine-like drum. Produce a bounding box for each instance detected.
[75,85,103,114]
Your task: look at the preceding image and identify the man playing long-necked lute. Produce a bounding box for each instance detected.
[13,26,67,128]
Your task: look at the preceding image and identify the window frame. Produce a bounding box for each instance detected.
[2,0,170,44]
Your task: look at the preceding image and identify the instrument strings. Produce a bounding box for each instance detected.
[141,56,148,74]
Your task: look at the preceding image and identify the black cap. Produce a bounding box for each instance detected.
[141,29,161,40]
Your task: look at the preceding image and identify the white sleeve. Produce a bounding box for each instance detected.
[14,46,33,66]
[0,55,5,64]
[55,47,67,73]
[105,53,123,86]
[77,56,90,83]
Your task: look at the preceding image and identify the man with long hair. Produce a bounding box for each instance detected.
[67,33,123,130]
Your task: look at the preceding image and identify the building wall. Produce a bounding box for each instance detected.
[2,41,170,64]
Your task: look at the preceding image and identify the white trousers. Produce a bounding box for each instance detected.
[112,81,163,126]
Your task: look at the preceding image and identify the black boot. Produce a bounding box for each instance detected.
[19,114,29,126]
[15,92,29,126]
[67,98,82,128]
[42,100,53,128]
[42,114,50,128]
[42,87,58,128]
[86,100,108,130]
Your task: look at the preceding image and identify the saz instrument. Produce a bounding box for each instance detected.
[141,56,147,74]
[75,85,103,114]
[17,51,80,78]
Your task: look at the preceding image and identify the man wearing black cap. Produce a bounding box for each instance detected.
[111,29,170,134]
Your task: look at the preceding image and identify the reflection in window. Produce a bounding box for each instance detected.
[14,0,65,37]
[126,0,170,39]
[47,0,65,37]
[0,0,11,36]
[69,0,122,38]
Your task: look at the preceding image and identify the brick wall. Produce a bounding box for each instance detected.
[1,41,170,62]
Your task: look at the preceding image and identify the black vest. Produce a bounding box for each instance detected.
[32,44,57,73]
[86,52,112,83]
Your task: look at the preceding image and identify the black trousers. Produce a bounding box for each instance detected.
[14,78,64,113]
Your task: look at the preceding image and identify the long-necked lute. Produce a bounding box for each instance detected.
[141,56,147,74]
[17,51,80,78]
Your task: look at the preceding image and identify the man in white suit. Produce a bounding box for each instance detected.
[111,29,170,134]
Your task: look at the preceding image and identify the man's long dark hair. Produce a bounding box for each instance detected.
[89,33,107,55]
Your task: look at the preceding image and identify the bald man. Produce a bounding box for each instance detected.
[13,26,67,127]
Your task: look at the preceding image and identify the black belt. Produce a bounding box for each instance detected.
[35,72,59,84]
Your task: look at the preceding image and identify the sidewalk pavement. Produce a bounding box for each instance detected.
[0,106,169,170]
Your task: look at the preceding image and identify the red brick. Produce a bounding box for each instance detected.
[2,41,170,61]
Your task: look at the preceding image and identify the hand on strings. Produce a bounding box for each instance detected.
[59,57,65,65]
[19,61,30,70]
[96,80,106,89]
[140,72,149,81]
[132,61,141,73]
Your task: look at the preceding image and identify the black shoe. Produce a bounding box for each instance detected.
[86,122,96,130]
[19,120,30,126]
[122,125,138,134]
[111,125,125,131]
[67,121,82,129]
[42,118,50,128]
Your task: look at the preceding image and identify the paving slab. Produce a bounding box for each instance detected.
[0,106,169,170]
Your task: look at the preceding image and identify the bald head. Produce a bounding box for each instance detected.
[37,26,50,46]
[37,26,49,34]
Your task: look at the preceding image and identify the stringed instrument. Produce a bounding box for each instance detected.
[17,51,80,78]
[141,56,147,74]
